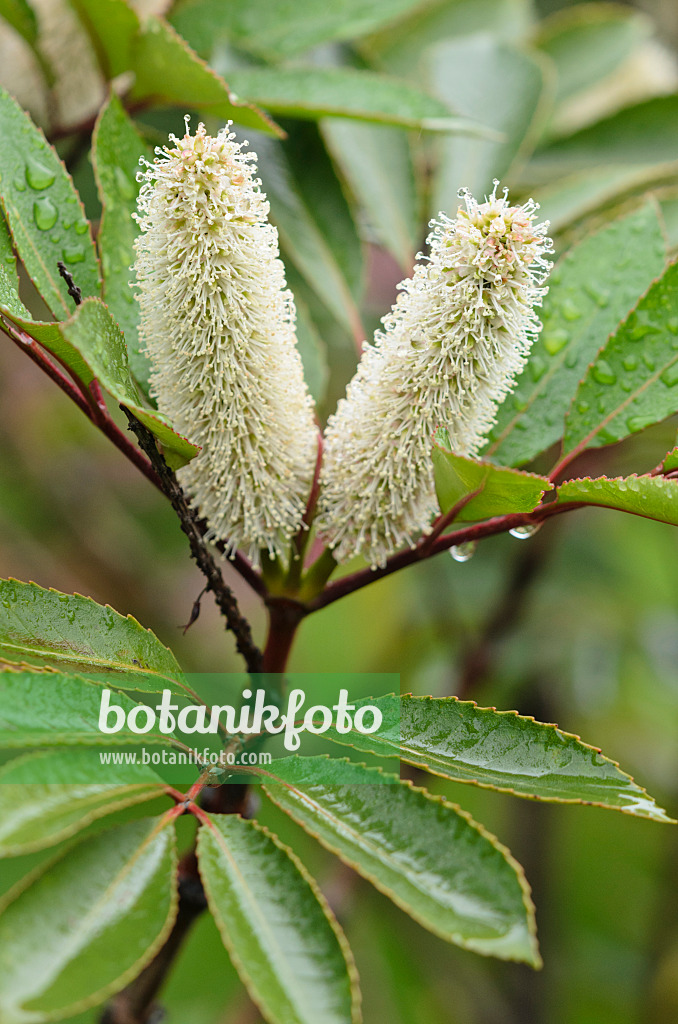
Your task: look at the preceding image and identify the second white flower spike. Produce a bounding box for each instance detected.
[317,185,553,568]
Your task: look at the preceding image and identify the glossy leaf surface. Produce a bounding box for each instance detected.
[0,578,190,694]
[198,813,360,1024]
[0,748,165,856]
[262,757,538,964]
[0,817,177,1022]
[432,442,552,520]
[321,695,671,820]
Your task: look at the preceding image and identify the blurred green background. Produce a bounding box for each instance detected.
[2,0,678,1021]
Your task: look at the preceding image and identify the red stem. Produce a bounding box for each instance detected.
[261,599,306,673]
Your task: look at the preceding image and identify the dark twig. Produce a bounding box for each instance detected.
[57,261,82,306]
[123,409,263,673]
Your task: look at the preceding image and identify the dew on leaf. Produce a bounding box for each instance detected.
[622,355,638,371]
[61,243,85,264]
[543,329,569,356]
[33,196,58,231]
[576,401,589,413]
[529,356,547,383]
[25,155,55,191]
[560,299,581,322]
[668,318,678,335]
[592,360,617,385]
[12,175,26,192]
[661,363,678,387]
[74,221,89,236]
[626,414,657,432]
[113,166,136,201]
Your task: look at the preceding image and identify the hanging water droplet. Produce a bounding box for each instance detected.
[592,360,617,385]
[25,155,55,191]
[450,541,476,562]
[61,243,85,264]
[661,363,678,387]
[543,329,569,356]
[509,523,541,540]
[33,196,58,231]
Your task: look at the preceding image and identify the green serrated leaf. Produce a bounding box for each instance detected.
[430,36,548,215]
[321,118,417,272]
[170,0,427,60]
[0,668,179,747]
[555,473,678,530]
[261,757,539,965]
[0,0,37,45]
[0,578,192,694]
[255,133,364,339]
[1,298,199,466]
[563,260,678,454]
[220,65,487,132]
[0,210,25,316]
[0,748,165,856]
[487,203,667,466]
[321,695,672,820]
[197,812,360,1024]
[92,94,153,390]
[432,439,551,519]
[535,4,650,107]
[69,0,139,78]
[0,817,177,1022]
[663,442,678,472]
[0,87,101,318]
[129,17,281,138]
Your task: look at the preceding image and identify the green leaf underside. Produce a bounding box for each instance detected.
[129,17,281,138]
[556,473,678,529]
[535,5,649,106]
[321,118,417,271]
[0,748,165,856]
[69,0,139,79]
[531,94,678,177]
[430,36,547,214]
[320,695,671,821]
[0,88,101,319]
[197,814,359,1024]
[260,757,538,965]
[0,0,38,46]
[92,94,154,390]
[487,203,667,466]
[432,441,552,520]
[256,136,363,337]
[170,0,427,60]
[0,299,199,466]
[221,66,483,132]
[0,668,178,748]
[0,578,191,694]
[0,818,177,1022]
[564,260,678,453]
[0,211,22,315]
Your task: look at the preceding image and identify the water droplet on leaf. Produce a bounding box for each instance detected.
[25,155,55,191]
[592,360,617,385]
[33,196,57,231]
[543,329,569,356]
[529,356,546,382]
[661,363,678,387]
[61,243,85,264]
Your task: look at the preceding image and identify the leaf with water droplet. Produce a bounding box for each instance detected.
[92,94,153,391]
[564,260,678,454]
[555,473,678,535]
[25,154,55,190]
[0,577,193,695]
[432,433,552,521]
[0,88,101,317]
[1,297,199,468]
[487,203,666,467]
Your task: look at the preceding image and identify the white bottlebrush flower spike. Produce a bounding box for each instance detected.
[135,120,318,565]
[317,185,553,568]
